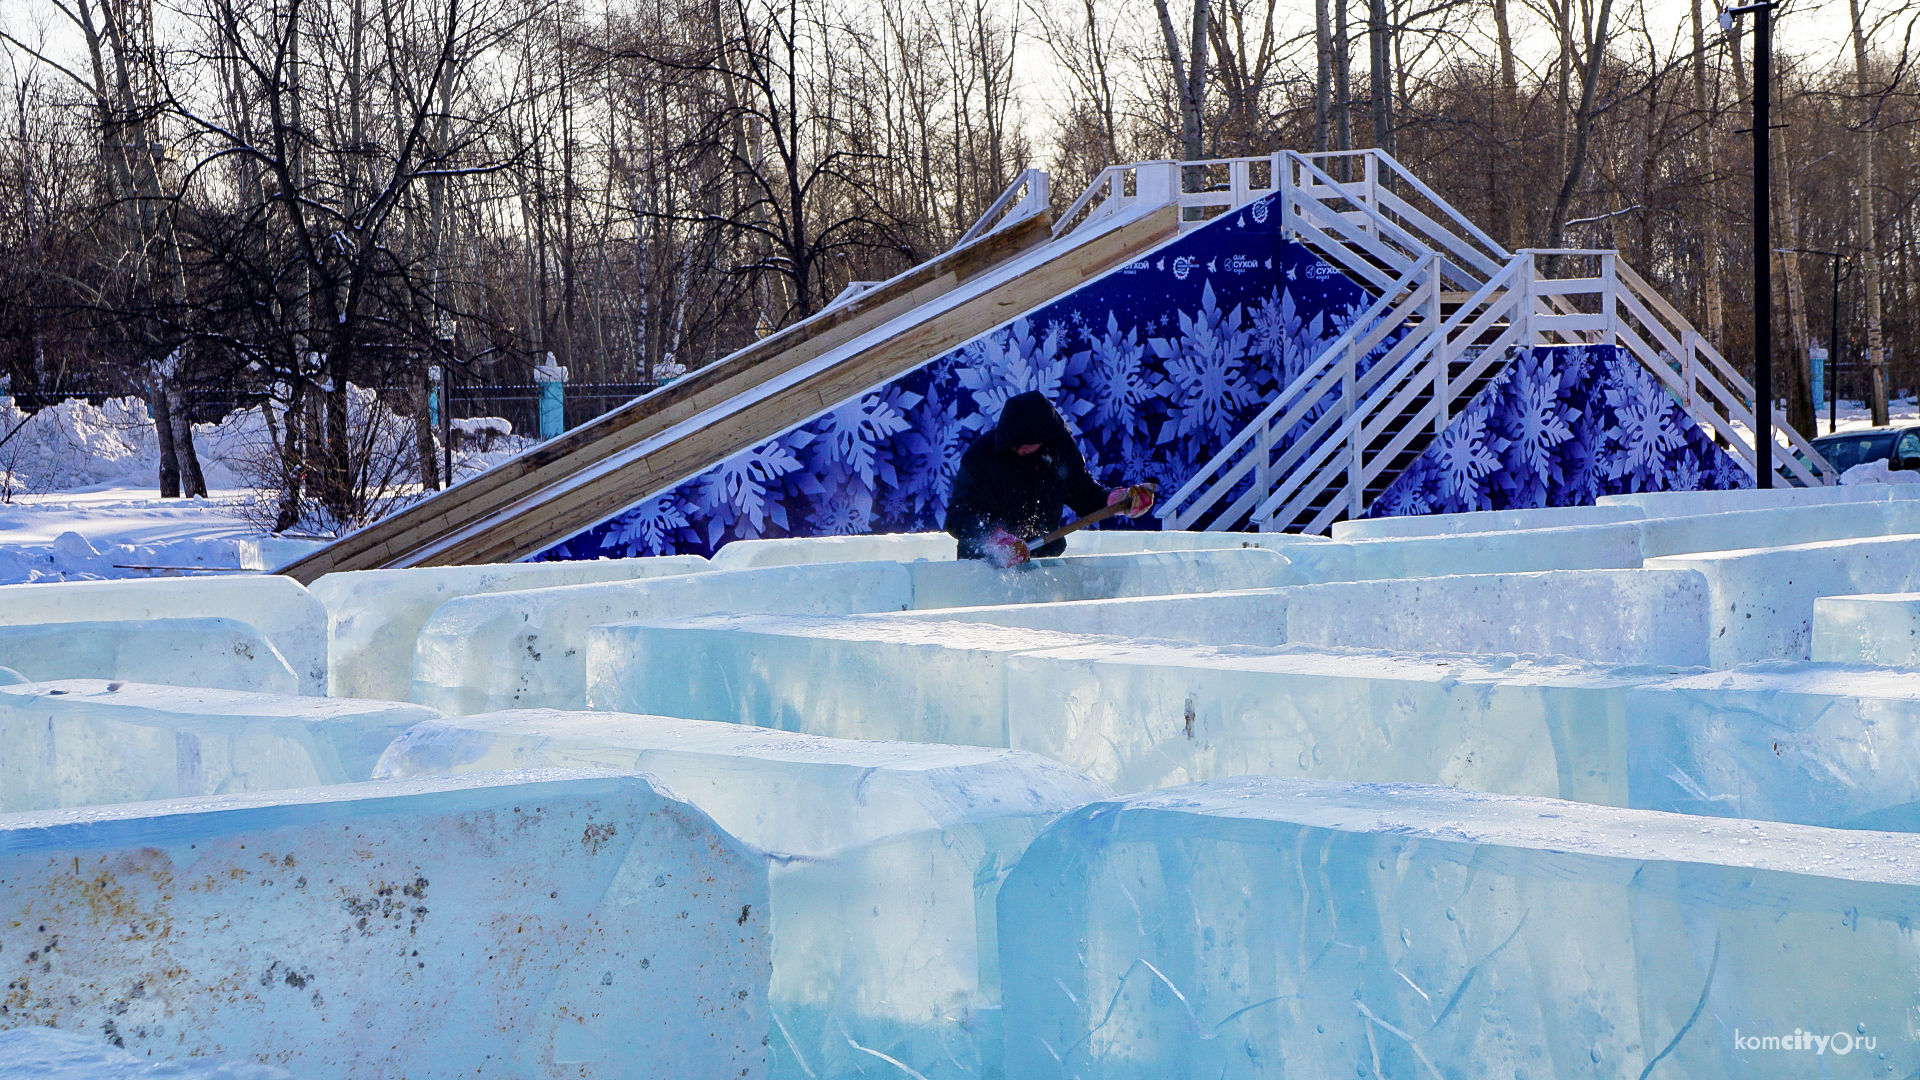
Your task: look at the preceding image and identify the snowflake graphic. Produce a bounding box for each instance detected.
[1084,312,1159,434]
[1431,406,1507,508]
[1601,360,1685,490]
[1152,281,1258,447]
[599,494,691,556]
[810,388,920,488]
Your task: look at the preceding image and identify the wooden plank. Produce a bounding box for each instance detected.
[278,212,1058,583]
[374,205,1182,568]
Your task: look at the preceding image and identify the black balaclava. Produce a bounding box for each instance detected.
[993,390,1070,454]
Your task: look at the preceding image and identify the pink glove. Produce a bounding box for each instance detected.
[984,527,1031,569]
[1108,485,1155,518]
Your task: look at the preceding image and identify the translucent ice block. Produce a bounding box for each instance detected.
[310,555,708,701]
[903,548,1300,609]
[0,616,299,693]
[0,577,327,694]
[373,709,1113,1080]
[0,679,438,811]
[882,589,1291,646]
[1626,663,1920,829]
[708,531,957,568]
[1331,502,1646,539]
[1812,592,1920,665]
[0,1028,289,1079]
[411,562,914,714]
[1286,521,1646,582]
[1635,497,1920,558]
[1060,530,1328,555]
[999,777,1920,1080]
[586,613,1090,745]
[0,769,767,1076]
[1648,534,1920,666]
[1280,568,1709,664]
[1601,482,1920,516]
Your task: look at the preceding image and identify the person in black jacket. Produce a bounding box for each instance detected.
[944,390,1153,565]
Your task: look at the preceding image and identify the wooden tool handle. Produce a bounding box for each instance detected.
[1032,482,1158,546]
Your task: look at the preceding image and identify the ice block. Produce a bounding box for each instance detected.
[882,589,1291,647]
[1000,777,1920,1080]
[0,1028,289,1078]
[0,679,439,811]
[374,709,1113,1080]
[310,555,708,701]
[1285,521,1646,583]
[1627,663,1920,829]
[0,769,767,1076]
[0,616,299,693]
[1601,482,1920,516]
[1333,502,1645,539]
[0,577,327,694]
[411,561,914,714]
[1812,592,1920,666]
[1280,568,1709,664]
[1648,534,1920,666]
[1061,531,1328,555]
[709,531,957,568]
[586,613,1090,745]
[903,548,1300,609]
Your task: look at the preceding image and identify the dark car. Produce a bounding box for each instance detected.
[1809,425,1920,476]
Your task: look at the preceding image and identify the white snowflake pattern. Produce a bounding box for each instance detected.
[1602,359,1685,489]
[1431,406,1507,504]
[600,495,690,556]
[812,389,920,487]
[1505,352,1576,478]
[1152,281,1258,446]
[1084,312,1157,433]
[703,437,807,538]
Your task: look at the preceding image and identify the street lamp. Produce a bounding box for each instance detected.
[1777,247,1851,436]
[1725,1,1778,485]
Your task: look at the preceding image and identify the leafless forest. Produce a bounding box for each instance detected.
[1,0,1917,523]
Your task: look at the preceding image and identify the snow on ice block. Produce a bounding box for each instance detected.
[708,531,956,568]
[1635,497,1920,558]
[1281,569,1710,664]
[1061,530,1327,555]
[0,680,439,812]
[0,616,300,693]
[0,769,767,1077]
[1002,642,1638,796]
[0,1028,289,1079]
[412,562,913,714]
[1627,664,1920,829]
[311,555,708,701]
[999,777,1920,1080]
[1332,503,1646,539]
[373,710,1112,1080]
[882,589,1290,646]
[1812,592,1920,665]
[904,548,1299,610]
[0,577,327,695]
[1648,534,1920,666]
[587,614,1089,746]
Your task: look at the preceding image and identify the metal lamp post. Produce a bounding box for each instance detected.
[1724,1,1777,485]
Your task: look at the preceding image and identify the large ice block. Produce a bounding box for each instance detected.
[1062,530,1328,555]
[1286,521,1646,582]
[883,589,1290,646]
[0,679,438,811]
[1000,777,1920,1080]
[412,561,914,714]
[1601,482,1920,516]
[0,616,299,693]
[1332,502,1645,539]
[708,531,957,568]
[0,577,327,694]
[1812,592,1920,665]
[310,555,708,701]
[903,548,1299,609]
[1636,497,1920,558]
[1281,568,1709,664]
[373,709,1112,1080]
[1648,534,1920,666]
[0,769,767,1076]
[1627,663,1920,829]
[587,614,1090,745]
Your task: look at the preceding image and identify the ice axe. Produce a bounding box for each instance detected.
[986,482,1157,568]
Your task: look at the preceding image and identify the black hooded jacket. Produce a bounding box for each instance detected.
[944,391,1109,559]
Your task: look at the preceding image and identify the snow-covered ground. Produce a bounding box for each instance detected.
[0,393,529,584]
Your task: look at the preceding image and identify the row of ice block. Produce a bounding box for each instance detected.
[1,702,1106,1080]
[409,549,1301,714]
[587,613,1920,828]
[13,723,1920,1080]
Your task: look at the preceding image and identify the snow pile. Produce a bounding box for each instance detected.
[1839,458,1920,485]
[0,396,243,495]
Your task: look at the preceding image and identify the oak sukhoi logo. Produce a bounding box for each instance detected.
[1733,1027,1877,1055]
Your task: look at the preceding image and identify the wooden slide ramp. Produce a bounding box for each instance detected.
[278,205,1180,582]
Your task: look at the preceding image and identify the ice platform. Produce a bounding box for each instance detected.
[0,616,299,693]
